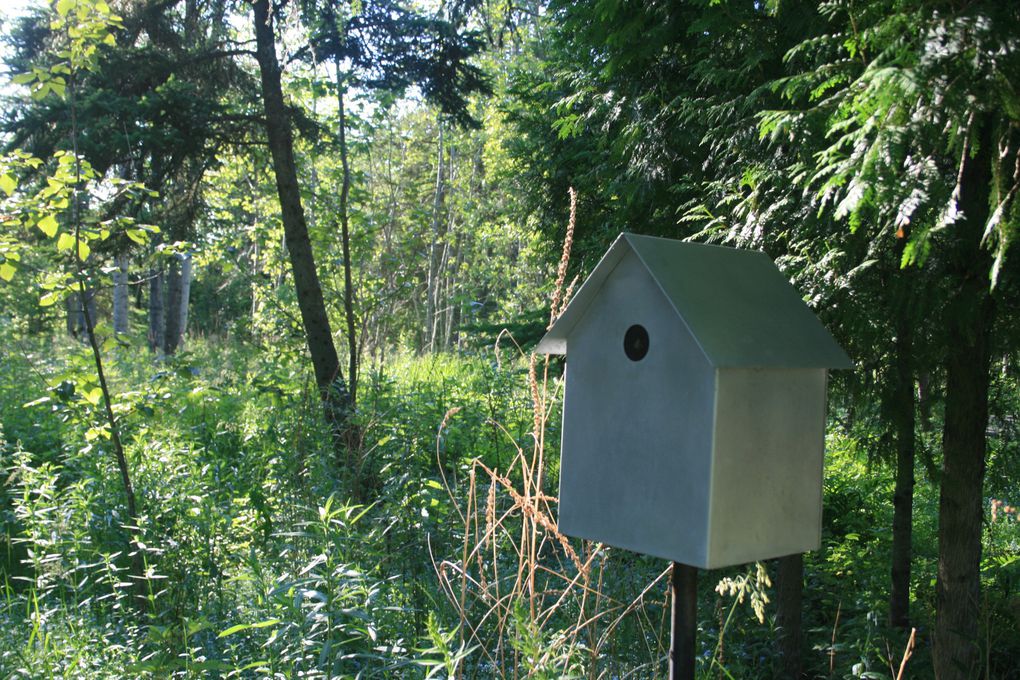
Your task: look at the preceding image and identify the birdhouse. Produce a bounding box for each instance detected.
[537,233,851,569]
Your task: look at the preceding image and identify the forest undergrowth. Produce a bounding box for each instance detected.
[0,328,1018,679]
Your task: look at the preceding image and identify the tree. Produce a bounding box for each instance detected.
[250,0,490,433]
[509,1,1020,676]
[763,5,1019,675]
[4,0,257,355]
[252,0,351,435]
[0,0,160,608]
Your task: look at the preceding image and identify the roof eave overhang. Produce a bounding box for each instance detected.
[535,232,633,355]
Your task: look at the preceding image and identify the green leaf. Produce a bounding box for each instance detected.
[77,239,91,260]
[39,291,60,307]
[218,619,280,638]
[125,228,148,245]
[11,72,36,85]
[0,262,14,281]
[57,233,75,252]
[37,214,58,237]
[85,426,109,441]
[0,174,15,196]
[56,0,74,17]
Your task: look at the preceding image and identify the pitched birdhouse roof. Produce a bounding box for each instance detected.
[537,233,852,369]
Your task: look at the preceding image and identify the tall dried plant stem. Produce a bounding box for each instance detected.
[549,187,577,327]
[456,467,476,680]
[896,628,916,680]
[437,187,611,677]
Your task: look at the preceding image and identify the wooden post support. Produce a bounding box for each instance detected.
[670,561,698,680]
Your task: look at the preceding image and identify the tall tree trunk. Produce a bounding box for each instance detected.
[889,313,915,628]
[443,233,462,349]
[335,63,358,409]
[162,252,192,354]
[113,254,129,334]
[775,553,804,680]
[934,120,995,680]
[179,252,192,342]
[148,264,164,353]
[425,119,445,352]
[253,0,351,431]
[164,254,182,354]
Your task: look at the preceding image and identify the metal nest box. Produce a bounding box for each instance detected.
[537,233,852,569]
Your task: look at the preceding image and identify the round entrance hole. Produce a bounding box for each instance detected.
[624,324,649,361]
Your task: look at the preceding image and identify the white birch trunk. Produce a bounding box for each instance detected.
[178,252,192,345]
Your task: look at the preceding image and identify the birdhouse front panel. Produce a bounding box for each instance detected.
[558,250,717,567]
[707,368,828,568]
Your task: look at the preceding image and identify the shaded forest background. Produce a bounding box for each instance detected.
[0,0,1018,678]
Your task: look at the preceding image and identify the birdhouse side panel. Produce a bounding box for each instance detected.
[557,251,716,567]
[707,368,828,568]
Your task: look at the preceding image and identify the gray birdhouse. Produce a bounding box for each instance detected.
[537,233,852,569]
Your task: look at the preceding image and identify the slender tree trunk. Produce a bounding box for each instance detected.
[85,284,96,331]
[179,251,192,342]
[164,254,182,354]
[335,62,358,409]
[253,0,350,431]
[68,66,143,610]
[425,120,444,352]
[148,264,164,353]
[250,236,260,337]
[775,553,804,680]
[113,254,129,334]
[934,120,995,680]
[889,314,915,628]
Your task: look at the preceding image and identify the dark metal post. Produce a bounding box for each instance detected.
[670,561,698,680]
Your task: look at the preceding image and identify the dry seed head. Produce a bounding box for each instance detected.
[561,273,580,313]
[477,462,586,577]
[439,406,462,434]
[549,187,577,328]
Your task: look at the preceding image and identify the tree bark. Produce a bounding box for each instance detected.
[775,553,804,680]
[179,251,192,342]
[113,254,129,334]
[425,119,445,352]
[889,315,915,628]
[148,264,164,353]
[933,120,995,680]
[335,63,358,409]
[253,0,351,430]
[164,254,182,354]
[162,252,192,354]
